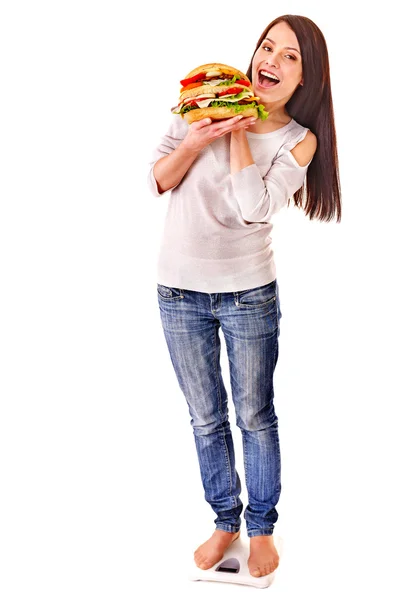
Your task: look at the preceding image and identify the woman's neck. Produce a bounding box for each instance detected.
[247,112,292,134]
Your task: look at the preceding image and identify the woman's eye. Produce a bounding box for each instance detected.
[261,46,296,60]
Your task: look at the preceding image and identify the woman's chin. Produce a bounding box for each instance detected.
[254,85,278,103]
[253,86,267,102]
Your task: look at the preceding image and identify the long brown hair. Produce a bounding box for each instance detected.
[246,15,342,222]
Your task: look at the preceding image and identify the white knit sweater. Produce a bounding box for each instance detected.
[147,114,312,293]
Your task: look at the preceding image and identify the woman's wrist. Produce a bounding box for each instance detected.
[231,127,249,138]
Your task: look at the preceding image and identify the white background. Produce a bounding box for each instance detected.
[1,1,416,598]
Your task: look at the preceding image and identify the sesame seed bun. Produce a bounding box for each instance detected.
[185,105,258,124]
[183,63,250,84]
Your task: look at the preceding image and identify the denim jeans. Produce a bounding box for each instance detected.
[156,278,282,538]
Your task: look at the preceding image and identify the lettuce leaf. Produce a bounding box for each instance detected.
[256,104,269,121]
[202,74,252,87]
[216,74,238,86]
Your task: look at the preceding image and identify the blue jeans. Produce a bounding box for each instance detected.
[156,279,282,538]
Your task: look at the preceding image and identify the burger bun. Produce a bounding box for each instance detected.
[183,63,249,83]
[185,106,258,124]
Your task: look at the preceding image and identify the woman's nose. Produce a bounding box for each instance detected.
[266,57,279,69]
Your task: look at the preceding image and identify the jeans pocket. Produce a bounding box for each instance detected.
[157,284,184,301]
[236,280,277,309]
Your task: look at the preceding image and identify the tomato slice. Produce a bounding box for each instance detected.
[180,72,206,87]
[217,86,246,97]
[235,79,251,87]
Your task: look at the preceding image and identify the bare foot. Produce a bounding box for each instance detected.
[248,535,280,577]
[194,530,240,570]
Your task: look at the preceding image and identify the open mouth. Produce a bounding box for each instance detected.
[258,70,281,88]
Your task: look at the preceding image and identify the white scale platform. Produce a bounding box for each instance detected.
[188,534,284,588]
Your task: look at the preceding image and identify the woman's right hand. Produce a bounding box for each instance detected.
[182,115,256,153]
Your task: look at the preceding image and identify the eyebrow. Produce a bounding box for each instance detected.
[264,37,301,55]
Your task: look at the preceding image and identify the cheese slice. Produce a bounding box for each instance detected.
[193,98,218,108]
[202,78,228,86]
[183,94,216,108]
[219,91,251,99]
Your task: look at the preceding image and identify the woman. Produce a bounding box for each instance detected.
[147,15,341,578]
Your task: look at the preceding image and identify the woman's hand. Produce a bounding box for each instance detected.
[182,115,256,153]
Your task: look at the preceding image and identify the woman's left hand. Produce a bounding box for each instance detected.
[231,117,256,135]
[237,117,256,129]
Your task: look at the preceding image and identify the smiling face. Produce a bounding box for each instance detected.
[251,21,303,117]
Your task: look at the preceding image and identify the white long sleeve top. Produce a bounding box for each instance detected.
[147,114,312,293]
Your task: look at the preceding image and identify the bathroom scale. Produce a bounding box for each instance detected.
[188,534,284,588]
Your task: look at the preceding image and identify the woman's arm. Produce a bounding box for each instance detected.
[230,129,255,175]
[230,128,317,175]
[153,142,200,194]
[151,116,254,195]
[229,129,316,222]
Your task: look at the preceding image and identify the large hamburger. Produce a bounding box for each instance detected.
[171,63,269,124]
